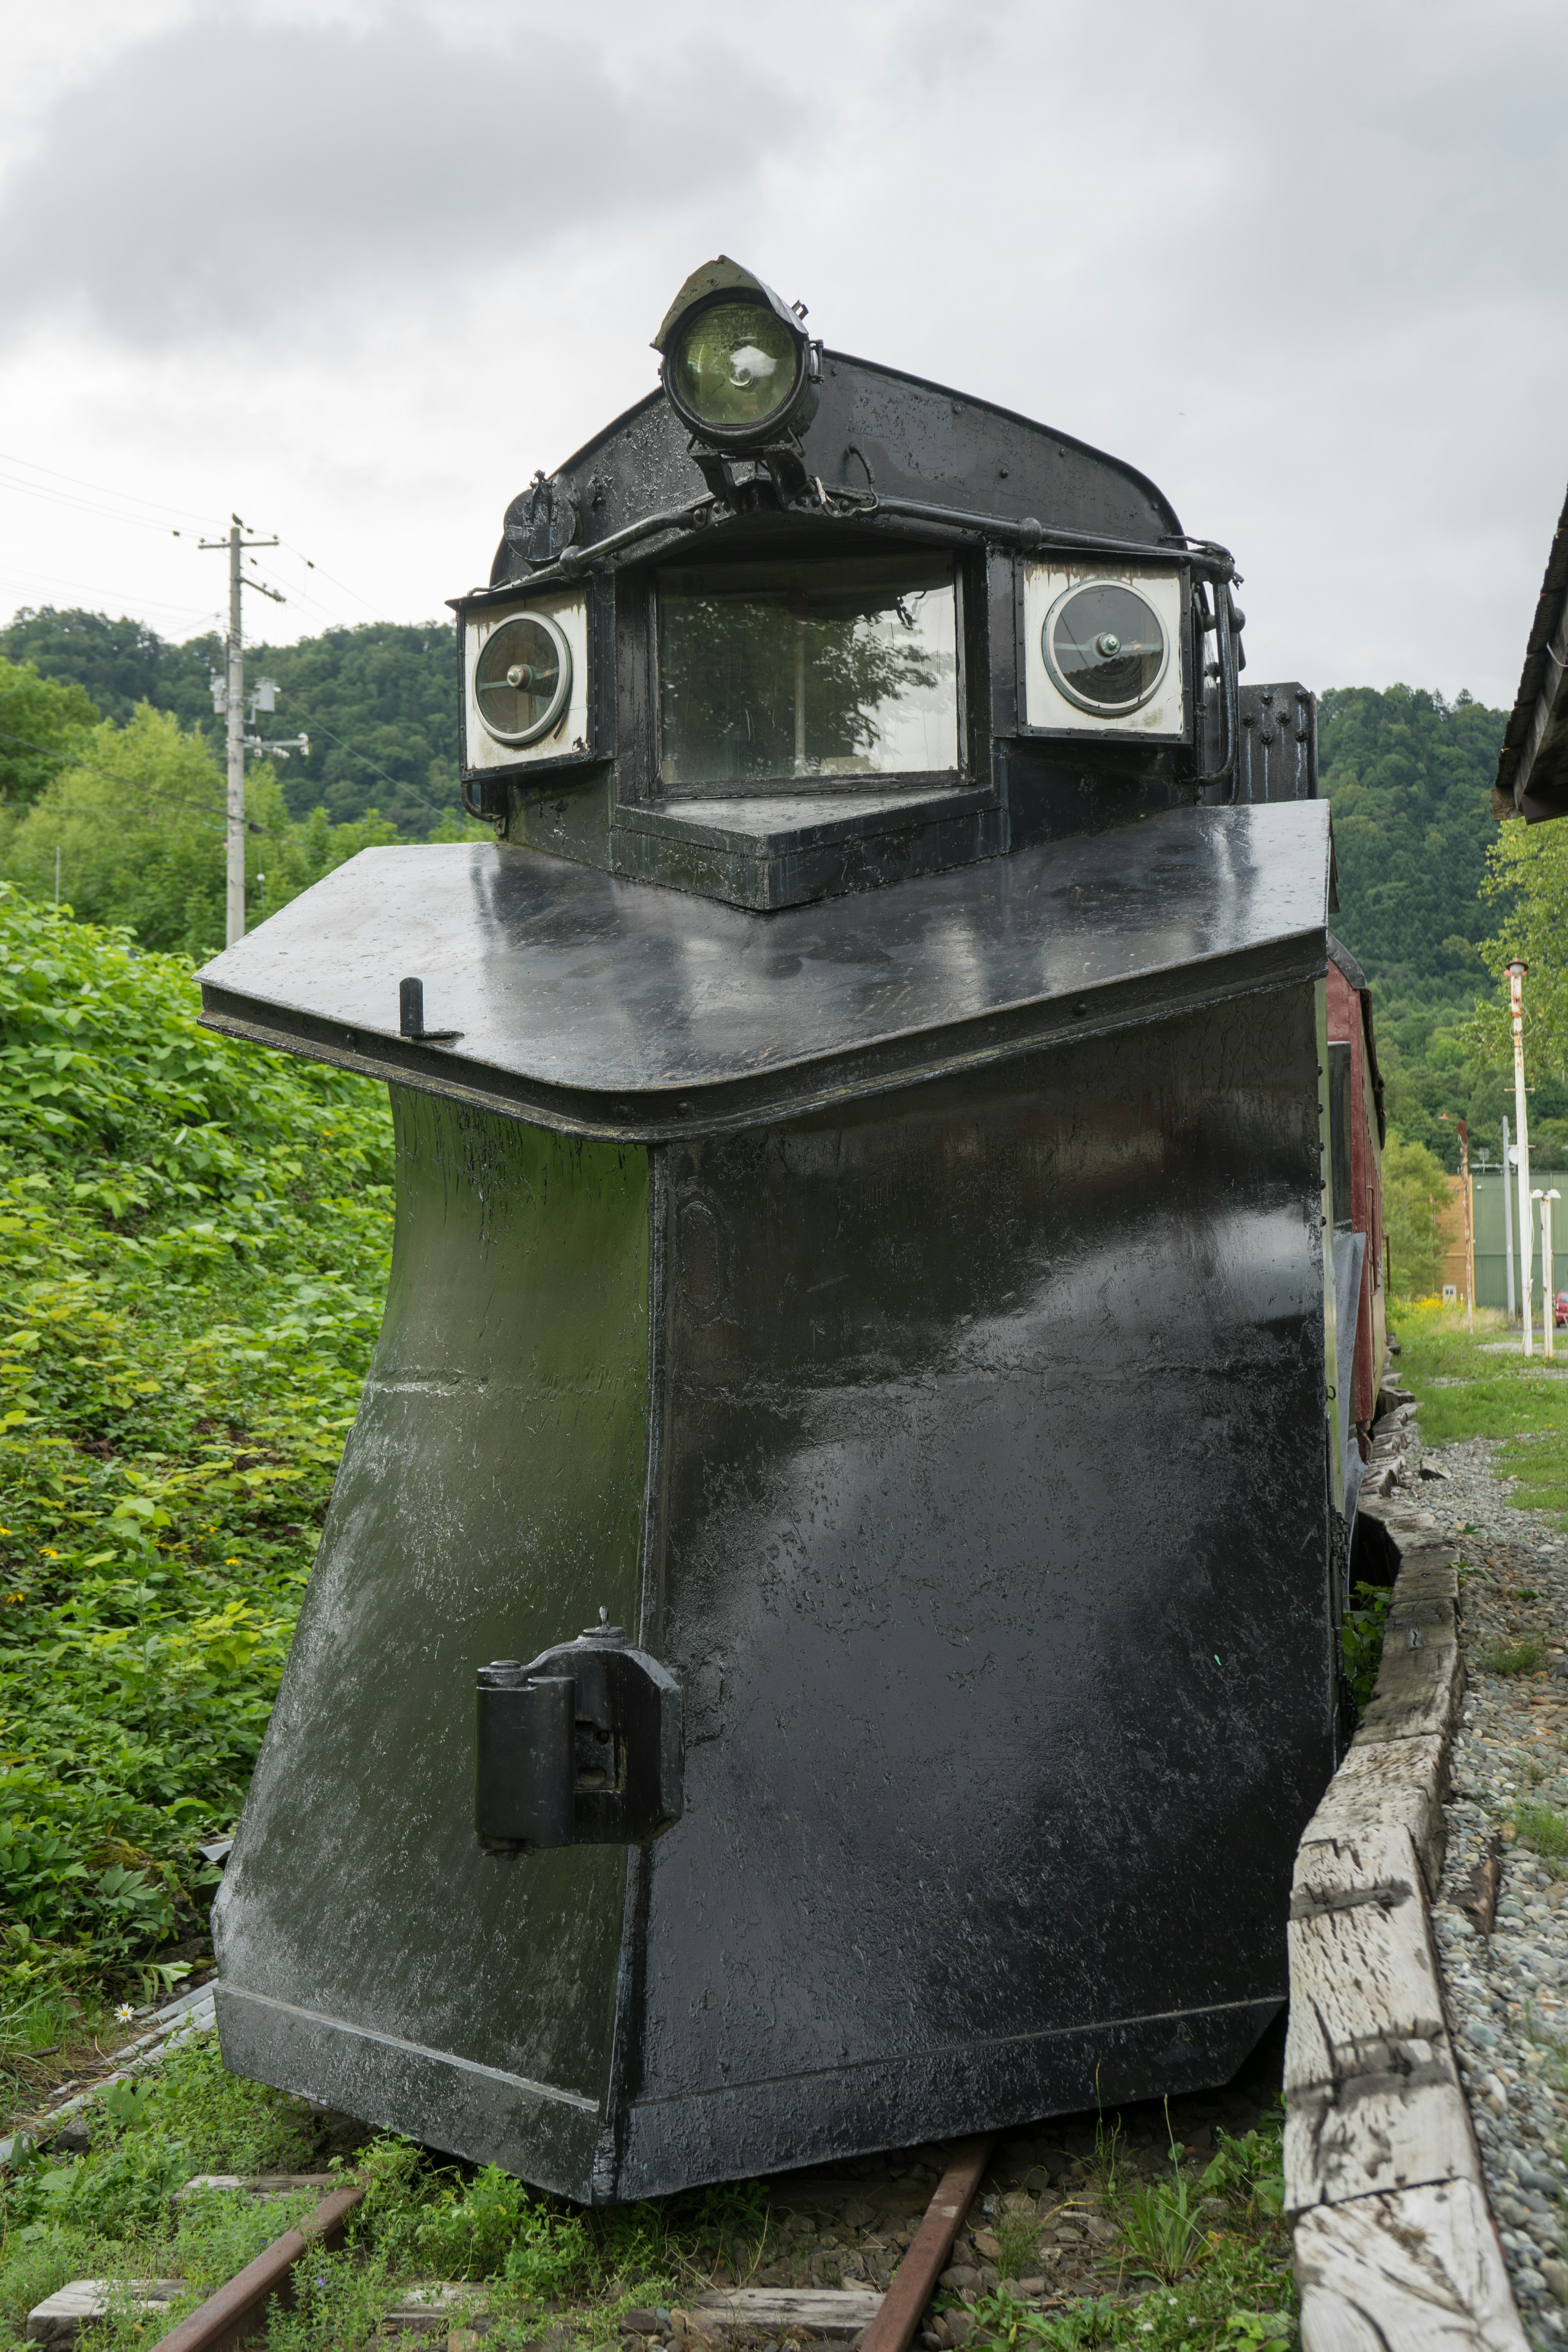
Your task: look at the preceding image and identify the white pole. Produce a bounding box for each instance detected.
[1503,1116,1516,1321]
[1509,961,1534,1357]
[225,521,245,948]
[1546,1191,1561,1362]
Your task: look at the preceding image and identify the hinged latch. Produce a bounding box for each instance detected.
[475,1611,683,1854]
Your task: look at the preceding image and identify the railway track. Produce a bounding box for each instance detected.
[13,2021,1290,2351]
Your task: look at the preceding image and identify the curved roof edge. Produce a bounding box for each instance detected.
[1495,483,1568,824]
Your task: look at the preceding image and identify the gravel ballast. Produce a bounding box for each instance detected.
[1425,1434,1568,2345]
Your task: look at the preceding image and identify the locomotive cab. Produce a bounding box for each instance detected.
[453,255,1245,911]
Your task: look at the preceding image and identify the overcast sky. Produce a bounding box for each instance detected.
[0,0,1563,707]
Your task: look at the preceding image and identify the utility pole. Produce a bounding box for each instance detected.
[1503,1115,1516,1321]
[1459,1118,1474,1332]
[1508,960,1534,1356]
[199,514,291,947]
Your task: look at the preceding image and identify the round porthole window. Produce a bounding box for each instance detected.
[474,612,572,746]
[1043,580,1168,717]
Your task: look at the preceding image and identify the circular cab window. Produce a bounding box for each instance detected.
[1043,581,1168,717]
[474,612,572,746]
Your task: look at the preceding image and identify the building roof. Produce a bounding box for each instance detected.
[1494,484,1568,824]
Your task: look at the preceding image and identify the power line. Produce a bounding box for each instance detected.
[274,540,387,621]
[0,449,224,529]
[0,471,206,539]
[0,566,225,627]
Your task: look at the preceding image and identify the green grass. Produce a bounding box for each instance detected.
[958,2122,1294,2352]
[1394,1302,1568,1524]
[0,883,393,2029]
[1480,1637,1546,1676]
[0,2027,787,2352]
[1516,1801,1568,1872]
[0,2024,1296,2352]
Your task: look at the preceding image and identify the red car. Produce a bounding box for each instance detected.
[1558,1289,1568,1329]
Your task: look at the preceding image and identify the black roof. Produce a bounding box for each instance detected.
[1494,484,1568,824]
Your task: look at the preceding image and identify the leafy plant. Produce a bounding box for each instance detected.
[1482,1638,1546,1677]
[1516,1800,1568,1871]
[265,2248,401,2352]
[101,2075,159,2131]
[993,2196,1042,2281]
[1342,1581,1392,1716]
[0,881,394,2012]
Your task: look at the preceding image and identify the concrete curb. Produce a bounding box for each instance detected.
[1287,1492,1530,2350]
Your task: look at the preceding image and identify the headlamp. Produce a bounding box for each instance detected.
[666,298,805,442]
[655,258,815,451]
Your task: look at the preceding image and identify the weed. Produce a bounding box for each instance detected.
[265,2248,400,2351]
[972,2230,1296,2350]
[1482,1638,1546,1676]
[100,2076,159,2132]
[1080,2078,1124,2199]
[1516,1802,1568,1873]
[993,2196,1042,2281]
[1342,1583,1392,1715]
[1120,2167,1209,2284]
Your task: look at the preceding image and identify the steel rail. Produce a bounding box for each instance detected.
[861,2136,996,2352]
[148,2183,364,2352]
[145,2139,990,2352]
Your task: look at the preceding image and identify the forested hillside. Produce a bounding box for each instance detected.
[1320,685,1502,986]
[1316,684,1568,1170]
[1,607,460,837]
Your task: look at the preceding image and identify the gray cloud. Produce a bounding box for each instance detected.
[0,8,799,345]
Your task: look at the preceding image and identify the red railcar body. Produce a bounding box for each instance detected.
[1326,935,1387,1461]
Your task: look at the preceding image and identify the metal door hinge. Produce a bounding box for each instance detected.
[475,1613,683,1855]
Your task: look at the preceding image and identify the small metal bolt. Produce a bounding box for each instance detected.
[399,976,424,1038]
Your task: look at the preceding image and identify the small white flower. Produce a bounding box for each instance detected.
[115,2002,135,2022]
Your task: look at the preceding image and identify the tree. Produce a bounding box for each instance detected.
[1321,684,1506,984]
[0,608,215,731]
[0,706,230,957]
[0,706,422,960]
[1381,1130,1459,1299]
[1463,815,1568,1163]
[0,657,99,807]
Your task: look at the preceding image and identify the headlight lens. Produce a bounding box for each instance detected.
[474,612,571,746]
[1045,582,1167,714]
[666,298,803,435]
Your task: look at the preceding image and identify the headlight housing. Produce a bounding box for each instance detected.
[655,259,815,450]
[665,298,807,443]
